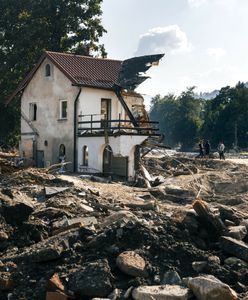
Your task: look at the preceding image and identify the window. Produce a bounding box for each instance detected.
[59,100,67,119]
[45,64,51,77]
[29,103,37,121]
[82,146,89,166]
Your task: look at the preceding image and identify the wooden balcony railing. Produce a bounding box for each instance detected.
[78,113,160,136]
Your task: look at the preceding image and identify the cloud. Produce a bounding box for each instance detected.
[207,47,227,59]
[135,25,191,56]
[188,0,207,7]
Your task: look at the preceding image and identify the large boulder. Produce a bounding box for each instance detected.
[116,251,148,277]
[132,285,189,300]
[186,275,237,300]
[227,225,247,240]
[69,259,113,298]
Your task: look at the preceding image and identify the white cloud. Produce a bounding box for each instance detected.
[207,47,227,59]
[135,25,192,56]
[188,0,207,8]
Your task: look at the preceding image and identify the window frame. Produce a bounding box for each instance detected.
[45,63,52,78]
[59,100,68,120]
[29,102,37,121]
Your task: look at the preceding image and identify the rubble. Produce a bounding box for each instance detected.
[0,154,248,299]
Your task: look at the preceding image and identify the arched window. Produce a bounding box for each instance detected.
[103,145,113,173]
[82,146,89,166]
[59,144,66,162]
[45,64,51,77]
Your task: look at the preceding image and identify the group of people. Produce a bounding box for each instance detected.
[198,140,225,160]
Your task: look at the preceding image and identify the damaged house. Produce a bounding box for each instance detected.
[7,51,164,180]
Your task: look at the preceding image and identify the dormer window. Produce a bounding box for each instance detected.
[45,64,51,77]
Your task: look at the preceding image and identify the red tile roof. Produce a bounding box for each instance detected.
[7,51,122,104]
[46,51,122,89]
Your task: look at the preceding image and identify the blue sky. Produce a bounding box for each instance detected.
[100,0,248,101]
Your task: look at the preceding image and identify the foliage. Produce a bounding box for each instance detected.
[150,87,204,150]
[150,83,248,150]
[0,0,106,146]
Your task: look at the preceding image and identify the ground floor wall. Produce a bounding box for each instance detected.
[20,135,74,171]
[77,135,147,180]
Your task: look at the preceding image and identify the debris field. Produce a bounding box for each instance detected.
[0,153,248,299]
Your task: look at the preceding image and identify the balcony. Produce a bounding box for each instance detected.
[77,114,160,137]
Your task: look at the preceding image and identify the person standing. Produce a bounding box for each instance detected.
[204,140,211,158]
[199,140,204,158]
[218,141,225,160]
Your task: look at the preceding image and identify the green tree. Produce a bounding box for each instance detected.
[0,0,106,146]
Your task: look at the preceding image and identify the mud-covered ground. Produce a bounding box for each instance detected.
[0,154,248,299]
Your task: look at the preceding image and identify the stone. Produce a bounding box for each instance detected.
[69,259,113,298]
[161,270,182,285]
[220,236,248,262]
[132,285,189,300]
[0,272,14,291]
[192,261,208,273]
[47,273,65,292]
[0,231,8,242]
[186,275,237,300]
[208,255,220,264]
[224,257,247,267]
[227,225,247,240]
[45,187,69,197]
[116,251,147,277]
[33,245,64,262]
[102,211,138,228]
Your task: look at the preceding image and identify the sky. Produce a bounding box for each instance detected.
[100,0,248,102]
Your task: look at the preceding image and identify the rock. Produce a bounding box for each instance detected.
[116,251,147,277]
[45,186,69,197]
[224,257,247,267]
[224,220,236,227]
[220,236,248,262]
[132,285,189,300]
[101,211,139,228]
[186,274,237,300]
[208,255,220,264]
[47,273,65,292]
[161,270,182,285]
[192,261,208,273]
[0,272,14,291]
[1,193,34,225]
[69,259,113,298]
[33,245,64,262]
[0,231,9,251]
[227,225,247,240]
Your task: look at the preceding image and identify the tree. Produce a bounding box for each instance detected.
[0,0,106,146]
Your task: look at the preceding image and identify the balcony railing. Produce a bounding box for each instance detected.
[78,114,160,136]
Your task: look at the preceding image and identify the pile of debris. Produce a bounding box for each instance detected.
[0,155,248,299]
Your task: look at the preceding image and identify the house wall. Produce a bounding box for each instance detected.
[21,58,79,170]
[77,88,124,129]
[77,135,147,179]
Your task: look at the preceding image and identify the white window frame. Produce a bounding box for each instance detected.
[59,100,67,119]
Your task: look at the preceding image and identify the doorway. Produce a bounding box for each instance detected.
[102,145,113,174]
[101,99,111,128]
[36,150,44,168]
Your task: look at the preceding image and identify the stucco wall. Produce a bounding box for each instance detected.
[77,88,124,129]
[77,135,147,179]
[21,58,79,169]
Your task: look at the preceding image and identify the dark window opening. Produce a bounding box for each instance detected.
[103,145,113,173]
[45,64,51,77]
[60,100,67,119]
[30,103,37,121]
[82,146,89,166]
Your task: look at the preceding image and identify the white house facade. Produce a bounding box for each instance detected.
[8,51,163,180]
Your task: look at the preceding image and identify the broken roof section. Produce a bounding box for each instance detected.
[7,51,164,104]
[118,54,165,90]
